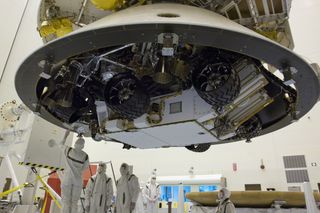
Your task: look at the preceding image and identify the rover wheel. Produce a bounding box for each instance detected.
[193,62,240,108]
[104,72,150,120]
[236,116,262,141]
[185,143,211,152]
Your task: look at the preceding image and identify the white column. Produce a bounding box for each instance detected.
[4,154,20,193]
[303,182,319,213]
[177,184,184,213]
[21,168,38,205]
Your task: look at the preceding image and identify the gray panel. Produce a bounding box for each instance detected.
[108,130,167,149]
[169,101,182,114]
[288,186,301,192]
[142,121,216,146]
[108,121,218,148]
[285,170,309,183]
[244,184,262,191]
[283,155,306,168]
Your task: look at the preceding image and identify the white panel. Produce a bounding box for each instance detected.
[0,0,43,194]
[108,121,218,148]
[0,0,28,80]
[0,0,42,105]
[161,89,196,123]
[22,116,73,169]
[141,121,218,146]
[133,89,202,127]
[108,130,167,148]
[155,89,213,124]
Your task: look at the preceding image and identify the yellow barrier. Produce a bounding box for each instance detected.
[0,169,61,209]
[0,182,30,198]
[41,195,48,213]
[32,168,62,209]
[36,174,61,209]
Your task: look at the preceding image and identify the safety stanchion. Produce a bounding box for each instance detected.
[41,195,48,213]
[0,165,62,213]
[31,167,62,209]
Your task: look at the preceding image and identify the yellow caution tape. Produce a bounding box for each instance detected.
[0,170,60,210]
[19,162,64,171]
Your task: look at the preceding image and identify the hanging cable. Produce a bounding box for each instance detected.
[0,0,30,84]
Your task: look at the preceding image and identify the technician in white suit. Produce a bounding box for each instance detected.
[143,176,160,213]
[115,163,140,213]
[59,131,90,213]
[128,166,145,213]
[85,162,114,213]
[215,188,236,213]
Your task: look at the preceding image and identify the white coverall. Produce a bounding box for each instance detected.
[85,167,113,213]
[143,181,160,213]
[134,191,145,213]
[129,175,144,213]
[60,136,89,213]
[115,164,140,213]
[215,188,236,213]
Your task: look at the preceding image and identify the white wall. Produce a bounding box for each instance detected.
[0,0,43,128]
[0,0,319,197]
[0,0,43,189]
[81,0,320,192]
[289,0,320,63]
[0,0,28,80]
